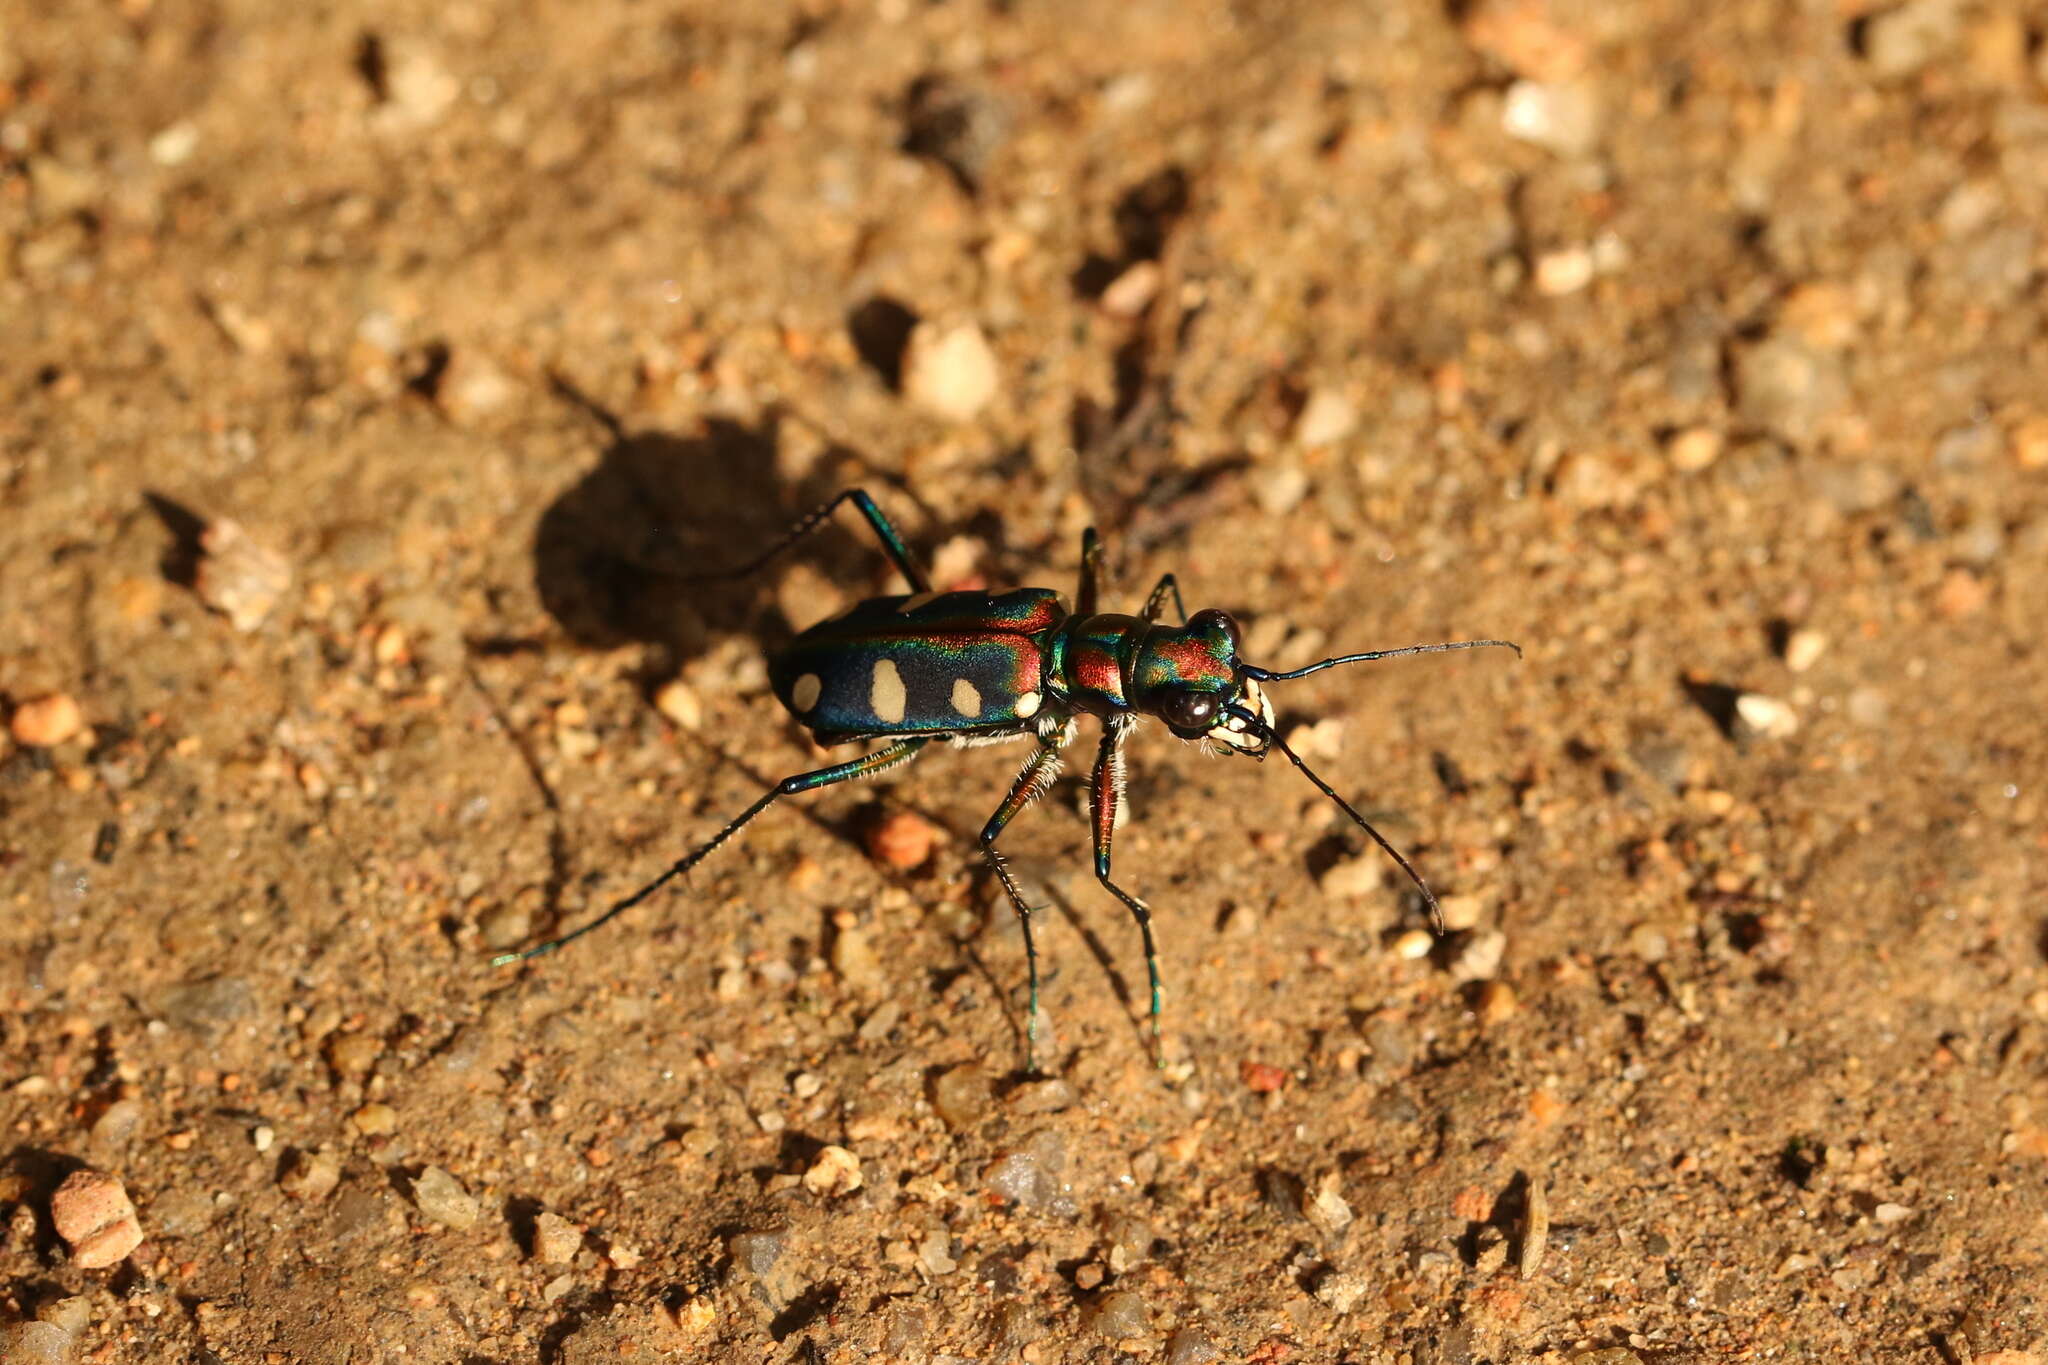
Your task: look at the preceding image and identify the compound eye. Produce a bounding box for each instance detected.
[1187,608,1240,650]
[1159,689,1219,732]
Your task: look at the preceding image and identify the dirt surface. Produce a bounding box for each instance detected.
[4,1,2047,1361]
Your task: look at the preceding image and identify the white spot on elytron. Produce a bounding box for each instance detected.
[791,673,822,712]
[896,591,939,614]
[1014,690,1042,719]
[869,660,907,724]
[950,678,982,719]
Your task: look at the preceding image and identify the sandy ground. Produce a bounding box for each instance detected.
[3,0,2047,1361]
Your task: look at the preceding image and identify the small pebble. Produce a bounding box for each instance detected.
[151,1188,216,1238]
[1735,335,1847,447]
[1847,687,1889,728]
[326,1032,382,1076]
[1863,0,1959,77]
[1533,246,1594,296]
[1305,1172,1353,1235]
[50,1169,142,1269]
[728,1228,785,1277]
[194,517,292,632]
[1520,1177,1550,1277]
[1240,1060,1290,1093]
[252,1124,275,1153]
[1782,628,1827,673]
[434,349,519,425]
[1437,894,1484,931]
[1501,79,1602,158]
[1734,692,1799,740]
[653,678,703,730]
[829,923,886,991]
[477,901,533,951]
[1476,980,1519,1024]
[864,809,935,871]
[918,1228,958,1276]
[411,1167,480,1230]
[1088,1290,1150,1339]
[2012,415,2048,471]
[930,1064,992,1130]
[1935,568,1990,619]
[1294,388,1359,447]
[11,694,84,748]
[351,1102,398,1136]
[541,1273,575,1304]
[984,1131,1074,1214]
[901,319,999,422]
[36,1297,89,1336]
[1165,1327,1220,1365]
[1316,852,1386,899]
[1251,462,1311,517]
[1006,1076,1075,1115]
[1873,1202,1916,1225]
[533,1211,581,1263]
[1629,924,1669,962]
[1448,930,1508,983]
[1313,1267,1371,1313]
[1099,261,1161,318]
[801,1145,863,1197]
[1073,1262,1106,1290]
[87,1099,145,1155]
[1666,426,1723,473]
[1392,928,1434,960]
[279,1148,341,1202]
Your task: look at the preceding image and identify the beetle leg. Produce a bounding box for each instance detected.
[682,488,933,594]
[1088,716,1165,1065]
[1139,573,1187,625]
[978,721,1073,1074]
[1076,527,1105,617]
[494,737,929,965]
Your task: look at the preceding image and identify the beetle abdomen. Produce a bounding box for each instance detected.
[770,589,1062,740]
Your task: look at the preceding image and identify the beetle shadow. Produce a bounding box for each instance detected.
[526,388,890,672]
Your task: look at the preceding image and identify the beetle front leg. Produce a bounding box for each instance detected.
[1088,716,1165,1064]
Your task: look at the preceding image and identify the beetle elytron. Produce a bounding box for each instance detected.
[498,490,1518,1069]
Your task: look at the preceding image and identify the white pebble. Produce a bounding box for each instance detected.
[1783,629,1827,673]
[901,320,999,422]
[1533,246,1594,296]
[1735,691,1799,739]
[1294,388,1359,447]
[1501,80,1602,158]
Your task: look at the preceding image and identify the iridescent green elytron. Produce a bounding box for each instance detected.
[496,489,1519,1071]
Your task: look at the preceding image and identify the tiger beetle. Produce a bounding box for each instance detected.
[496,489,1519,1071]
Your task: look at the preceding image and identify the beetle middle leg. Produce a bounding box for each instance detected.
[495,737,930,965]
[978,718,1075,1073]
[1076,527,1107,616]
[1088,715,1165,1063]
[1139,573,1187,625]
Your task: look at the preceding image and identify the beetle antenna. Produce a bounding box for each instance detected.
[1247,713,1448,934]
[1243,638,1520,683]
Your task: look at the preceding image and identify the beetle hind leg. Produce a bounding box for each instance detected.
[978,723,1071,1073]
[494,737,929,965]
